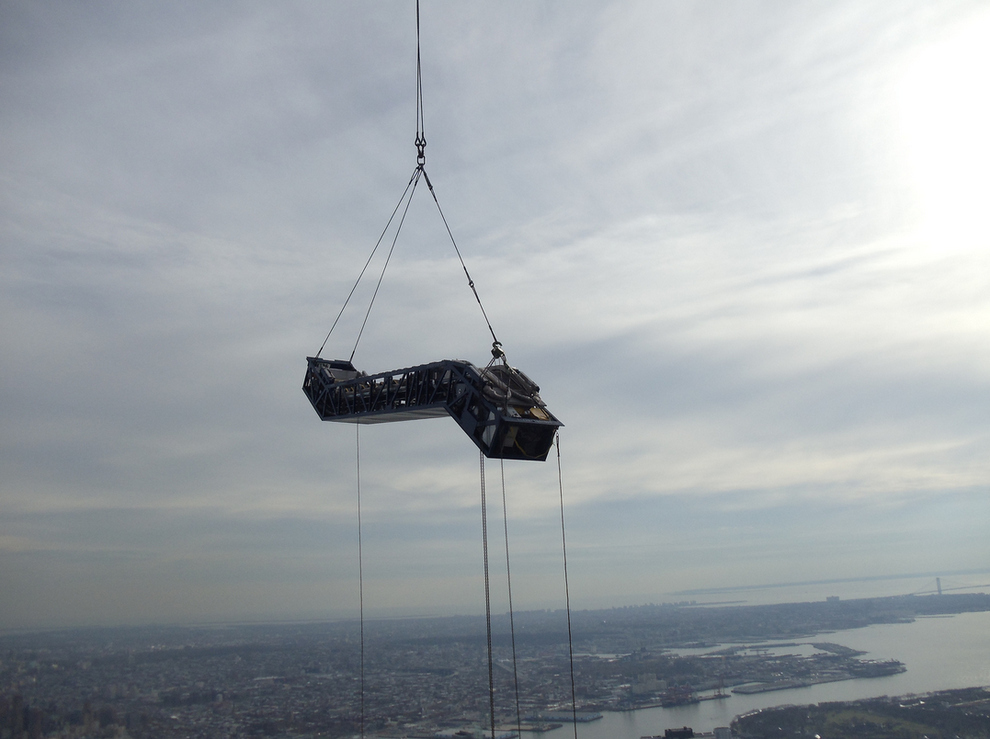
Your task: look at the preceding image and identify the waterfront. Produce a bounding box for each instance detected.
[522,609,990,736]
[4,593,988,737]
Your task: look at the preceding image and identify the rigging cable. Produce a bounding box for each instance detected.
[479,452,497,739]
[349,168,424,361]
[500,458,524,738]
[413,0,500,349]
[317,0,502,361]
[556,434,579,739]
[356,426,366,739]
[421,169,501,351]
[315,169,421,359]
[414,0,499,352]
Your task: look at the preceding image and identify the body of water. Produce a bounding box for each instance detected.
[521,608,990,737]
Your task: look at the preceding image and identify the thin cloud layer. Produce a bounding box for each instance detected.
[1,1,988,629]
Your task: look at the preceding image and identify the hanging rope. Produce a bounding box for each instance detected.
[349,168,424,361]
[315,169,421,358]
[479,452,497,739]
[499,458,523,738]
[556,434,579,739]
[356,427,366,739]
[420,169,502,352]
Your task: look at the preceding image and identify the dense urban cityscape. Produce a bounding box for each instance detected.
[2,593,989,738]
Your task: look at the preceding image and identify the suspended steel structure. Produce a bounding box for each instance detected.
[302,3,577,738]
[303,358,562,461]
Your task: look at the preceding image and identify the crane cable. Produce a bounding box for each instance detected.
[421,169,501,354]
[479,455,526,739]
[479,452,497,739]
[557,434,579,739]
[500,457,524,739]
[348,169,423,362]
[483,441,575,739]
[353,437,569,739]
[356,426,366,739]
[314,169,421,359]
[316,0,502,362]
[415,0,426,167]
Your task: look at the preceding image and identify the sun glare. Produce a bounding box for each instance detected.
[898,11,990,255]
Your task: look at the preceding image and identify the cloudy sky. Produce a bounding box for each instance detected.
[2,1,989,630]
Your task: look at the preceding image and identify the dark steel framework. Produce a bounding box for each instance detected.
[303,357,562,461]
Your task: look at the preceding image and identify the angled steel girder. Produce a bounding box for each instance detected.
[303,357,563,461]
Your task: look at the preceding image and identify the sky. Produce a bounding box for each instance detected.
[2,1,989,630]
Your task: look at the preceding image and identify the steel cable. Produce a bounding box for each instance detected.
[316,169,420,358]
[480,452,497,739]
[356,426,365,739]
[556,434,579,739]
[500,458,523,738]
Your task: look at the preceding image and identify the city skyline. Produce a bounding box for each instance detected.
[2,1,989,629]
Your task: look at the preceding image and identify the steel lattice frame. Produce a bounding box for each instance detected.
[303,357,562,461]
